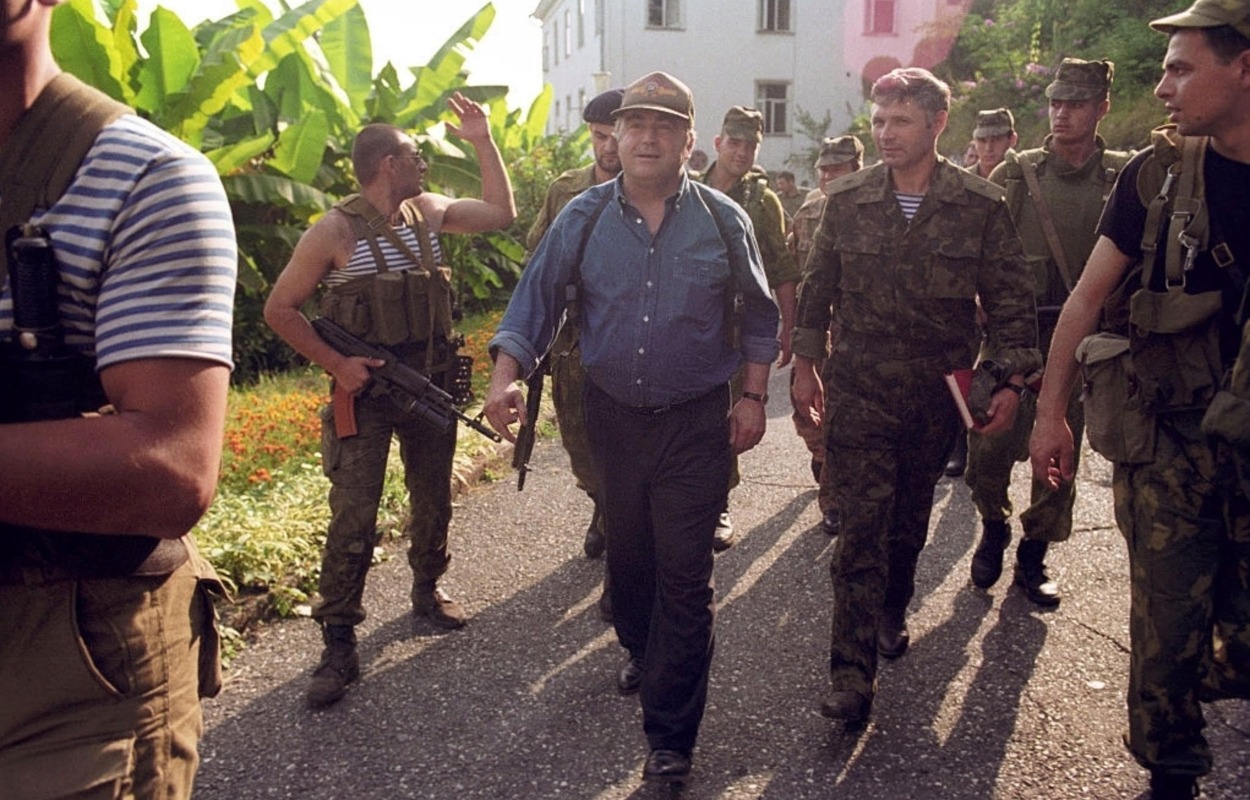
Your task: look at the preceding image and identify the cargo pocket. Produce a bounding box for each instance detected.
[1075,332,1156,464]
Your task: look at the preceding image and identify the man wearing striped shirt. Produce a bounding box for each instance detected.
[265,100,515,709]
[0,1,238,796]
[791,67,1039,726]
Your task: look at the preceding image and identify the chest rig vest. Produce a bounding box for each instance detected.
[319,194,456,373]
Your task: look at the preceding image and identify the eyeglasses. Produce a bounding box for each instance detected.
[392,152,427,165]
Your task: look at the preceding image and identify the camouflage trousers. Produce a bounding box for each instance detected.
[315,390,456,627]
[550,326,598,500]
[1113,412,1250,777]
[966,380,1084,541]
[825,354,962,698]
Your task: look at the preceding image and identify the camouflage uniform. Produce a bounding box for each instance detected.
[967,134,1129,541]
[793,159,1040,700]
[525,163,600,504]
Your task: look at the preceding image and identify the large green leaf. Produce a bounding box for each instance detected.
[50,0,130,102]
[133,8,200,113]
[318,2,372,116]
[246,0,360,79]
[110,0,142,83]
[223,173,336,215]
[206,132,275,174]
[270,110,330,183]
[161,21,265,145]
[408,4,494,115]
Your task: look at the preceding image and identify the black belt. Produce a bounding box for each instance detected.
[0,529,188,586]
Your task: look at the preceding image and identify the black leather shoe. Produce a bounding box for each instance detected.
[713,511,735,552]
[944,434,968,478]
[583,504,605,559]
[971,520,1011,589]
[617,656,643,694]
[877,625,910,659]
[642,749,691,782]
[820,690,871,724]
[820,510,840,536]
[1148,771,1199,799]
[1014,539,1061,607]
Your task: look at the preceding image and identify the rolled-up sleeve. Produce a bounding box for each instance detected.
[724,207,781,365]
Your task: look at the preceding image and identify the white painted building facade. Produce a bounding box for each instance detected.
[532,0,970,177]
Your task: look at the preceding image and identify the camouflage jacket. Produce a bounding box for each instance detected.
[990,135,1130,308]
[695,163,801,290]
[526,163,598,253]
[790,189,826,269]
[793,158,1041,376]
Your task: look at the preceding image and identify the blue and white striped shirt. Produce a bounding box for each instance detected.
[1,114,237,370]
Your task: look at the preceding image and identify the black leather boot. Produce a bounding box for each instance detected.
[1014,539,1061,606]
[306,624,359,709]
[970,520,1010,589]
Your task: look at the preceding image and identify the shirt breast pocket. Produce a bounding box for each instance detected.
[835,232,886,295]
[672,255,730,325]
[925,239,979,299]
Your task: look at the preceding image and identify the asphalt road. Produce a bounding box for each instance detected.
[196,370,1249,799]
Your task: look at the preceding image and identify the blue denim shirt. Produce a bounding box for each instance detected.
[491,173,779,407]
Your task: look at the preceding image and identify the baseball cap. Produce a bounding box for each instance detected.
[973,108,1015,138]
[1150,0,1250,38]
[1045,59,1115,101]
[721,106,764,142]
[612,71,695,123]
[815,135,864,168]
[583,88,625,125]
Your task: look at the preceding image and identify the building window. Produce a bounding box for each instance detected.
[759,0,791,32]
[552,22,559,64]
[648,0,682,29]
[578,88,586,121]
[866,0,896,35]
[578,0,586,47]
[554,99,561,129]
[564,10,572,56]
[756,82,788,135]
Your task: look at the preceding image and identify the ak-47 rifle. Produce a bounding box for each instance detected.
[311,317,500,443]
[511,352,549,491]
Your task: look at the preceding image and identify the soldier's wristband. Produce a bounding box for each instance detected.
[1002,383,1024,396]
[742,391,768,404]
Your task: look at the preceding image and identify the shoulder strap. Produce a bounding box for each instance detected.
[1018,157,1075,293]
[334,194,432,275]
[0,74,129,275]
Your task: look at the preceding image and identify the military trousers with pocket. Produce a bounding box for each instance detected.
[549,327,598,500]
[966,380,1084,542]
[0,558,215,799]
[585,380,728,755]
[1113,412,1250,778]
[825,353,963,699]
[317,388,456,626]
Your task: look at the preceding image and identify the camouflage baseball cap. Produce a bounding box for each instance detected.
[815,135,864,167]
[1150,0,1250,39]
[721,106,764,142]
[973,108,1015,138]
[583,88,624,125]
[1045,59,1115,101]
[613,71,695,123]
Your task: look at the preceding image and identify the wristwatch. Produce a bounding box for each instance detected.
[1002,383,1025,396]
[742,391,768,404]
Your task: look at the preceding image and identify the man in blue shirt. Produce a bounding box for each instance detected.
[484,71,779,785]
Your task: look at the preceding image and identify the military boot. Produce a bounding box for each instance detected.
[1014,539,1061,607]
[970,520,1011,589]
[1146,771,1199,799]
[413,582,467,629]
[306,624,359,709]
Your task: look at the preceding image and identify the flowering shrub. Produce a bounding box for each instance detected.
[219,376,326,494]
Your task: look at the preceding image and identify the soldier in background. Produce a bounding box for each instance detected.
[772,169,807,223]
[966,59,1130,607]
[696,106,801,549]
[792,67,1039,727]
[970,107,1018,180]
[525,87,624,621]
[788,134,864,535]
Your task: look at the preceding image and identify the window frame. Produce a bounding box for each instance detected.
[755,81,789,135]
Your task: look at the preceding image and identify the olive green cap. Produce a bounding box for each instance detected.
[1150,0,1250,39]
[721,106,764,142]
[1045,59,1114,101]
[613,71,695,123]
[973,108,1015,138]
[815,135,864,167]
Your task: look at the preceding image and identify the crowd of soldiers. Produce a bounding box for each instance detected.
[3,0,1248,798]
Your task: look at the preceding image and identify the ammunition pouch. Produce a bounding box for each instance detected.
[320,266,455,348]
[1128,286,1223,413]
[1076,333,1156,464]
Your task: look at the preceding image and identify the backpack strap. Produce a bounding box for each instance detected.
[0,74,129,279]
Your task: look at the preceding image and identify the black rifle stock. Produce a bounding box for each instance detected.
[512,354,548,491]
[311,317,500,443]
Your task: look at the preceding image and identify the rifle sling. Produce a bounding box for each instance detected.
[1019,157,1075,294]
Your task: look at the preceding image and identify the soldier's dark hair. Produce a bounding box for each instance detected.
[775,170,795,182]
[1201,25,1250,63]
[352,123,407,185]
[871,68,951,125]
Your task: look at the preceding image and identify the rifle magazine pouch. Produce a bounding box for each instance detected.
[370,271,410,346]
[1076,332,1156,464]
[1129,287,1222,412]
[1200,389,1250,448]
[320,275,372,338]
[402,266,455,343]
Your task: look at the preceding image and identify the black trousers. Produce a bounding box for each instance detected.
[585,380,731,754]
